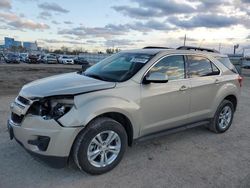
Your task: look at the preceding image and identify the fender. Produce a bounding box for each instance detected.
[210,80,239,117]
[58,93,141,138]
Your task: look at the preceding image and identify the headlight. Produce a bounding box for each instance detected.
[28,96,74,120]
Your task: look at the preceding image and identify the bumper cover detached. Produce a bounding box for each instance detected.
[7,116,83,168]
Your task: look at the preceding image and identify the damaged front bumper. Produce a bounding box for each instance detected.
[8,95,83,168]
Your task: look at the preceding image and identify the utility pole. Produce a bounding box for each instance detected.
[233,44,239,54]
[218,43,221,52]
[183,34,186,46]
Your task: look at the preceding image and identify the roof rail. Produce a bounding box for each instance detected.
[177,46,219,53]
[143,46,172,49]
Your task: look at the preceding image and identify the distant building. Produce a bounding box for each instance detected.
[3,37,38,51]
[13,40,22,47]
[4,37,15,48]
[23,41,38,51]
[4,37,22,48]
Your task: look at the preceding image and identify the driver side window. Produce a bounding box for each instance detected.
[149,55,185,81]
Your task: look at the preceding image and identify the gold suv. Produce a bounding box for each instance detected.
[8,46,242,174]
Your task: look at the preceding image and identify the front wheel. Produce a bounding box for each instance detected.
[209,100,234,133]
[73,117,127,175]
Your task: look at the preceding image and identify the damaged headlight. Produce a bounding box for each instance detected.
[28,96,74,120]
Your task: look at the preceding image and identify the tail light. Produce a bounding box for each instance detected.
[238,76,243,87]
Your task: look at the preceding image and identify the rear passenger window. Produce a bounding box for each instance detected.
[187,56,220,78]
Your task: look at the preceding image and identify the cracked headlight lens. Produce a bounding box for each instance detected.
[28,96,74,120]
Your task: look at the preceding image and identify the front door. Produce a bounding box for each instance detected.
[140,55,191,136]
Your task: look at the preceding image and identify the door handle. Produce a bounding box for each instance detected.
[179,85,188,91]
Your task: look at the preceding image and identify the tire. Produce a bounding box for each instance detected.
[209,100,234,133]
[73,117,127,175]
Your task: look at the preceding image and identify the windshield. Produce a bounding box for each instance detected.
[84,52,153,82]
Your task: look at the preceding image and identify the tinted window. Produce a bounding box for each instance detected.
[187,56,219,77]
[149,55,185,80]
[216,57,238,73]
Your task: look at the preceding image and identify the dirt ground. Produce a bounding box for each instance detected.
[0,64,249,188]
[0,64,82,95]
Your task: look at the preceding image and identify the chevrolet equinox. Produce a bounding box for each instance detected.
[8,46,242,174]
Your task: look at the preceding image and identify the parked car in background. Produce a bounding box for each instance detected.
[20,53,29,63]
[74,56,90,69]
[242,57,250,69]
[5,53,20,64]
[28,54,39,64]
[37,54,46,64]
[8,46,242,175]
[0,53,5,63]
[58,55,74,64]
[45,54,58,64]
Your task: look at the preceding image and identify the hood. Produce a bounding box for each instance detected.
[19,72,116,98]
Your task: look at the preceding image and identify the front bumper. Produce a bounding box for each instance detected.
[8,115,82,168]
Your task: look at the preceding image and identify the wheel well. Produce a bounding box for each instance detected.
[224,95,237,111]
[97,112,134,146]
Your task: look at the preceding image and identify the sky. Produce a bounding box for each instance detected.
[0,0,250,53]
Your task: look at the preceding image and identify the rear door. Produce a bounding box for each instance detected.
[186,55,221,122]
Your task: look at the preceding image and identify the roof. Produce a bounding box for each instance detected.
[122,48,170,55]
[122,47,227,58]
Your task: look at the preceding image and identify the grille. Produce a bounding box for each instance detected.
[11,113,24,125]
[17,96,30,105]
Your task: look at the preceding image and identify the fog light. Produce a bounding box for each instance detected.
[28,136,50,151]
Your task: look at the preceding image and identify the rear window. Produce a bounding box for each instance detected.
[187,55,220,78]
[216,57,238,74]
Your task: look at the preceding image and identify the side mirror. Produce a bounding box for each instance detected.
[143,72,168,84]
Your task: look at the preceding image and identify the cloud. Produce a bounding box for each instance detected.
[9,20,49,30]
[113,0,196,20]
[105,39,142,47]
[0,0,11,9]
[52,20,60,25]
[64,21,73,24]
[112,6,161,19]
[38,11,52,20]
[191,0,230,11]
[58,24,128,38]
[0,12,49,30]
[0,12,19,22]
[168,14,239,28]
[40,39,83,45]
[58,20,173,39]
[38,2,69,13]
[135,0,195,14]
[86,40,98,44]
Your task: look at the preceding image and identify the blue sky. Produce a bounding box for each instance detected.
[0,0,250,53]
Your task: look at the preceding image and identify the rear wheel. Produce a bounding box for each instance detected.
[73,117,127,175]
[209,100,234,133]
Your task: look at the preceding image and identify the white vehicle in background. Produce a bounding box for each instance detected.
[58,55,74,65]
